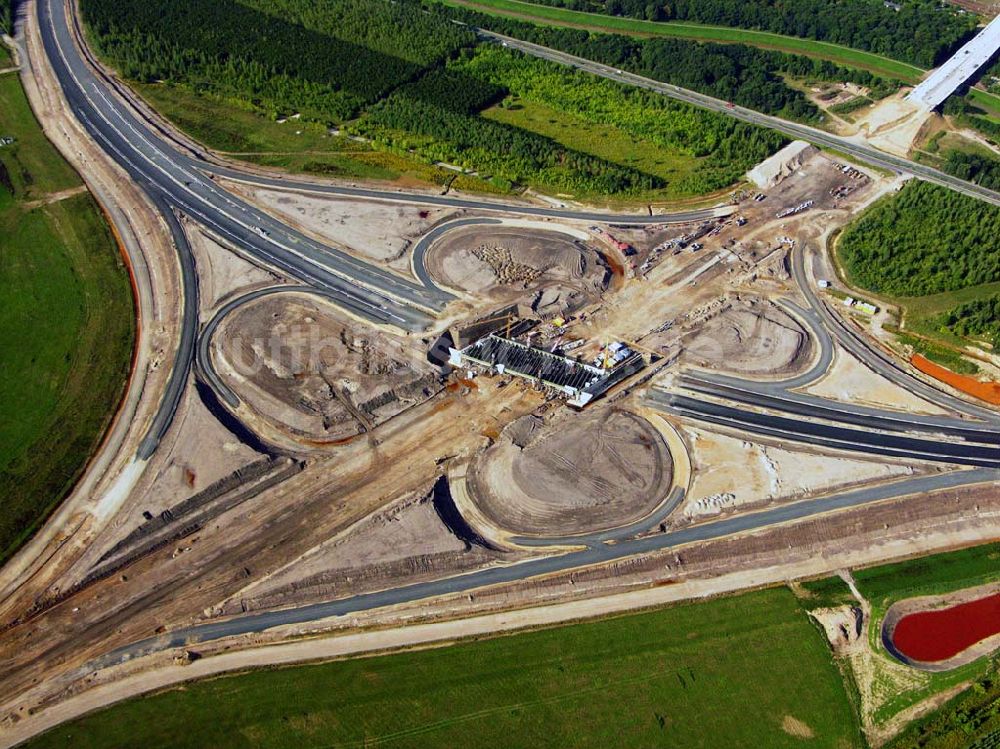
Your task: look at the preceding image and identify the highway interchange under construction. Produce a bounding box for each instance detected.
[3,0,1000,744]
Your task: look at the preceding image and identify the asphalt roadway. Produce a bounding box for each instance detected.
[680,375,1000,442]
[101,465,997,664]
[484,31,1000,209]
[790,245,1000,424]
[647,390,1000,467]
[34,0,1000,665]
[209,165,735,225]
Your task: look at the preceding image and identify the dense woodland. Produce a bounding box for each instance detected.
[81,0,810,196]
[518,0,976,67]
[943,151,1000,191]
[838,181,1000,296]
[1,0,15,33]
[941,295,1000,348]
[81,0,473,120]
[356,65,662,194]
[428,3,900,122]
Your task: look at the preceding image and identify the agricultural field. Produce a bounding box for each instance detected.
[25,587,862,749]
[853,542,1000,609]
[429,0,926,82]
[0,70,134,563]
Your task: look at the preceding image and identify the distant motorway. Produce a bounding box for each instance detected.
[482,31,1000,209]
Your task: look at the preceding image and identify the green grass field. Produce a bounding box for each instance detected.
[26,587,862,749]
[435,0,925,83]
[0,72,134,563]
[854,542,1000,611]
[968,88,1000,119]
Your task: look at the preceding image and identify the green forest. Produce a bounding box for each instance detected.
[80,0,474,121]
[940,294,1000,349]
[427,2,901,122]
[356,65,661,195]
[80,0,806,198]
[515,0,976,68]
[1,0,12,33]
[838,181,1000,297]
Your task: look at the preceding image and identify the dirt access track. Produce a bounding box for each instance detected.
[466,408,673,537]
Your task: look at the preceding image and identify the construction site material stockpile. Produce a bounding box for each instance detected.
[425,226,609,315]
[680,298,813,376]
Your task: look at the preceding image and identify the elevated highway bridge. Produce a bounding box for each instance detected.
[907,13,1000,110]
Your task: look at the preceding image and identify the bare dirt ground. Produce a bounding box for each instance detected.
[221,181,457,274]
[59,380,267,583]
[805,349,951,415]
[230,487,467,601]
[426,226,609,314]
[854,94,932,157]
[946,0,1000,17]
[679,426,920,518]
[680,297,811,376]
[218,485,509,614]
[467,407,672,536]
[184,223,283,313]
[2,98,972,749]
[212,293,439,441]
[0,371,546,718]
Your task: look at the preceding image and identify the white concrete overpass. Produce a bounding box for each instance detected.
[907,13,1000,110]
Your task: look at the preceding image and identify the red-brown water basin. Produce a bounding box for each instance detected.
[890,592,1000,663]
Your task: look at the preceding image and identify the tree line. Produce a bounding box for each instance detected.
[425,1,900,123]
[518,0,976,68]
[354,66,664,195]
[80,0,795,198]
[80,0,473,120]
[839,181,1000,296]
[941,295,1000,348]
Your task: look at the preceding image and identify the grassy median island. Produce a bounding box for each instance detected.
[0,71,134,562]
[26,586,862,748]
